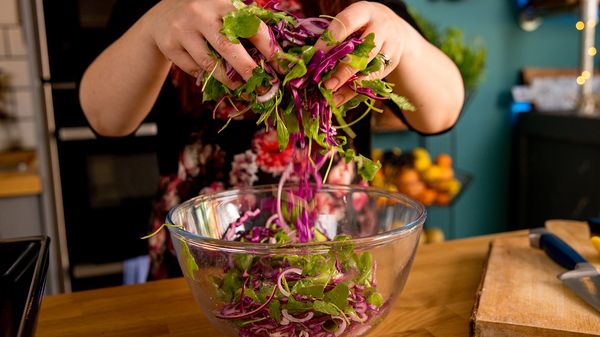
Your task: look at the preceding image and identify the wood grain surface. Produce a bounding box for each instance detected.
[471,220,600,337]
[0,150,41,197]
[37,230,529,337]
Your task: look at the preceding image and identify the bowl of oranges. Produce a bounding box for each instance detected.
[372,147,471,207]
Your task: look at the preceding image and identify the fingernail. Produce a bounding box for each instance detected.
[333,93,344,106]
[325,78,339,90]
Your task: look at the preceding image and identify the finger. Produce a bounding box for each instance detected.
[314,2,371,52]
[167,48,203,78]
[331,63,392,106]
[324,28,383,91]
[203,23,259,81]
[247,21,285,73]
[180,34,242,89]
[332,85,357,106]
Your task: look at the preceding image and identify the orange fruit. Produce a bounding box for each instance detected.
[436,154,453,167]
[435,192,451,206]
[438,166,454,181]
[420,188,437,206]
[398,181,425,198]
[422,165,442,184]
[413,147,431,171]
[396,168,420,185]
[447,178,462,197]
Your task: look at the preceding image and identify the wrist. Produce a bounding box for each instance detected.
[136,10,170,64]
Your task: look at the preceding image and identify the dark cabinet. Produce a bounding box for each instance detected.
[512,112,600,229]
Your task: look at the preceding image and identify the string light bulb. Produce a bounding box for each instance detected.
[589,47,598,56]
[582,70,592,79]
[576,21,586,30]
[577,76,586,85]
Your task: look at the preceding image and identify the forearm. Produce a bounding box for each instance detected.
[79,15,171,137]
[386,21,464,133]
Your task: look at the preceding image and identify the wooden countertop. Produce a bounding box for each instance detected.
[36,230,525,337]
[0,150,41,197]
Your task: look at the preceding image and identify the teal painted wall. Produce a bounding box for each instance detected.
[373,0,589,238]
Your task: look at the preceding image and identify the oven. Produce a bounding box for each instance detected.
[25,0,160,291]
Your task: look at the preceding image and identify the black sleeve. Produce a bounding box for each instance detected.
[372,0,423,35]
[373,0,460,136]
[105,0,158,41]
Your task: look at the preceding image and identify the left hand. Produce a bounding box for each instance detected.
[314,1,411,106]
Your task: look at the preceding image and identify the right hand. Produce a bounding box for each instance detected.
[141,0,281,89]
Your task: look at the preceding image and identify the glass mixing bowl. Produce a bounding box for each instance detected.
[166,184,426,337]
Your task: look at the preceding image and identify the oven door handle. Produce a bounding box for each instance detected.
[57,123,158,141]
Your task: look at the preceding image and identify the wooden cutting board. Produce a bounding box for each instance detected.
[470,220,600,336]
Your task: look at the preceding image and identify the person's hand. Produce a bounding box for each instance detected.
[141,0,281,89]
[314,1,411,105]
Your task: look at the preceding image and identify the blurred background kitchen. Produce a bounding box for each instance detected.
[1,0,599,295]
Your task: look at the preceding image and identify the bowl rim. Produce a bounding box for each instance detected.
[166,183,426,253]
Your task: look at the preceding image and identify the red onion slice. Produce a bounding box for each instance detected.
[281,309,314,324]
[215,285,277,320]
[277,267,302,297]
[332,315,348,337]
[256,80,280,103]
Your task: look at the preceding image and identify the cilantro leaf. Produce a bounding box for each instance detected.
[221,10,261,43]
[389,93,416,111]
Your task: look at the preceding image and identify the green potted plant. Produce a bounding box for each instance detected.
[409,8,487,94]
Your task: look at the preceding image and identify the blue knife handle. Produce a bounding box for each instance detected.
[539,233,587,270]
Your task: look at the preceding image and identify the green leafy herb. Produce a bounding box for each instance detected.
[321,29,337,46]
[343,33,376,70]
[269,300,282,322]
[356,155,382,182]
[367,292,384,307]
[236,66,272,97]
[285,296,314,314]
[324,283,349,310]
[221,2,296,43]
[234,254,254,271]
[275,113,290,151]
[221,10,262,43]
[179,238,199,280]
[313,300,340,315]
[202,75,226,103]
